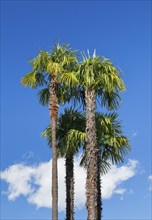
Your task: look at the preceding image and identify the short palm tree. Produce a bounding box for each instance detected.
[74,51,126,220]
[21,43,78,220]
[42,108,85,220]
[67,112,131,220]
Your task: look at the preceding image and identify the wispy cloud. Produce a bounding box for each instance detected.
[148,175,152,191]
[132,131,138,138]
[0,157,138,211]
[22,151,35,160]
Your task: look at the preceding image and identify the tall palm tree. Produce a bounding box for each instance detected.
[67,112,131,220]
[73,51,126,220]
[21,43,78,220]
[42,108,85,220]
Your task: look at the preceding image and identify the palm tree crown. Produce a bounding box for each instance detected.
[21,43,78,106]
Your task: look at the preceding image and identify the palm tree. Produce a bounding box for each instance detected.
[67,112,131,220]
[21,43,78,220]
[42,108,85,220]
[75,51,125,220]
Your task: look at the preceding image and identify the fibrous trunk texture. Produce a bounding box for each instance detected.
[50,76,59,220]
[65,155,74,220]
[85,88,98,220]
[97,151,102,220]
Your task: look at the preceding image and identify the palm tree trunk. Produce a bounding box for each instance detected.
[85,88,98,220]
[50,77,59,220]
[97,151,102,220]
[65,155,74,220]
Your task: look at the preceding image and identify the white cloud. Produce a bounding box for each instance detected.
[0,164,35,200]
[0,157,138,211]
[148,175,152,191]
[102,159,138,199]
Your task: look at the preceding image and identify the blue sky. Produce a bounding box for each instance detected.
[1,1,151,219]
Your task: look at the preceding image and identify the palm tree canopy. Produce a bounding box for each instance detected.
[75,50,126,110]
[21,43,79,106]
[42,108,86,158]
[66,111,131,174]
[42,108,131,174]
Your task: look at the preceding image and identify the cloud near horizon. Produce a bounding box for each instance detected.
[148,175,152,191]
[1,156,138,211]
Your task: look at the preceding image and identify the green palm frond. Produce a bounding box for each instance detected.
[106,151,124,164]
[61,72,79,87]
[78,55,101,88]
[42,108,85,156]
[96,112,119,137]
[62,51,78,67]
[21,72,37,88]
[77,51,125,109]
[101,145,124,164]
[98,91,122,110]
[32,50,50,72]
[99,159,111,175]
[21,71,47,89]
[101,135,131,165]
[38,87,50,106]
[80,151,111,175]
[41,125,52,146]
[51,42,78,66]
[57,85,68,104]
[57,108,85,143]
[94,59,125,94]
[47,60,63,75]
[66,129,86,150]
[105,112,123,135]
[80,112,131,171]
[65,86,85,109]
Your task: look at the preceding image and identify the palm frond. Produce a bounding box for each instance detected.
[96,59,125,94]
[66,86,85,109]
[21,70,47,89]
[80,150,111,175]
[32,50,50,72]
[104,136,130,149]
[21,72,37,88]
[51,42,78,66]
[38,87,50,106]
[66,129,86,150]
[102,146,124,164]
[61,72,79,87]
[47,61,63,75]
[41,125,52,146]
[98,91,122,110]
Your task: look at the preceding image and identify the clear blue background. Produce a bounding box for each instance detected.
[1,1,151,219]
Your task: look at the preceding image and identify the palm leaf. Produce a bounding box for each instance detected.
[41,125,52,146]
[21,72,37,88]
[38,87,50,106]
[32,50,50,72]
[66,129,86,150]
[61,72,79,87]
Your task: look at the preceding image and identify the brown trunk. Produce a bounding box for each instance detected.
[50,76,58,220]
[97,150,102,220]
[85,88,98,220]
[65,155,74,220]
